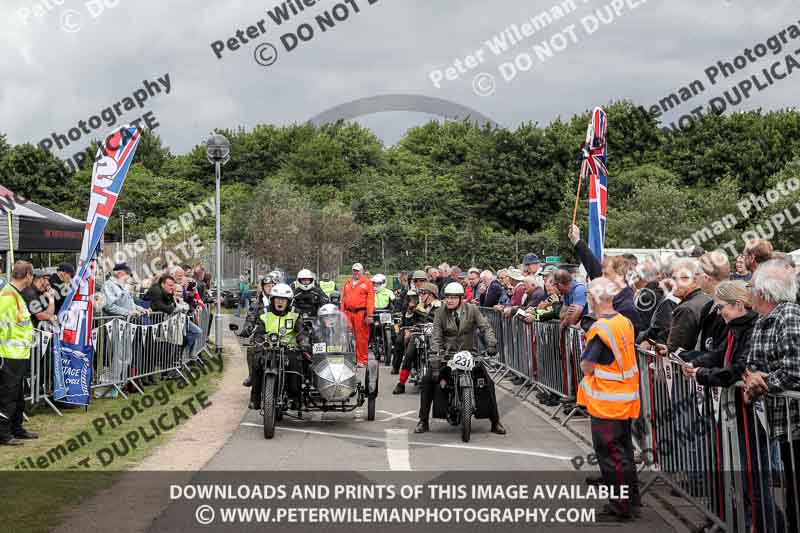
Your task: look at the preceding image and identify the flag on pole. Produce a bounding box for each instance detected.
[582,107,608,261]
[53,126,142,405]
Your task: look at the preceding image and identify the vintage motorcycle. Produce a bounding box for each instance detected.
[230,311,378,439]
[369,308,396,364]
[430,350,492,443]
[400,322,433,387]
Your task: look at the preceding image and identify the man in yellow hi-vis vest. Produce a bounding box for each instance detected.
[576,277,641,522]
[0,261,37,446]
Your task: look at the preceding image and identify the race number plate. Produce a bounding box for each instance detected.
[312,343,327,354]
[379,313,392,324]
[450,351,474,371]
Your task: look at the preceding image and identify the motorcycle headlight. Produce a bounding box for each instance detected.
[269,333,279,343]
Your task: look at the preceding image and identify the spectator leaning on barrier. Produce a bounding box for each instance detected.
[465,267,480,302]
[502,268,526,318]
[103,263,149,318]
[695,251,730,352]
[0,260,38,446]
[731,254,752,282]
[523,253,541,276]
[744,239,774,274]
[743,260,800,533]
[145,274,177,314]
[636,259,680,347]
[22,269,57,329]
[480,270,504,308]
[555,269,588,329]
[655,258,712,355]
[576,277,641,522]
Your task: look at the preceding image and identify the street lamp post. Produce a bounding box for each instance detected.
[120,209,135,250]
[206,132,231,356]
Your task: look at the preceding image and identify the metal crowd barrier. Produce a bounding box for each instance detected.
[637,349,800,533]
[480,308,584,425]
[25,305,214,413]
[479,307,799,531]
[25,323,61,416]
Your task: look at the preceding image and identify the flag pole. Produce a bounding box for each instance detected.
[571,145,587,226]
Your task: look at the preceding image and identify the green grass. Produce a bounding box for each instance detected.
[0,351,228,533]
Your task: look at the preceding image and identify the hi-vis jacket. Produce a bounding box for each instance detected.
[577,314,640,420]
[259,311,300,347]
[0,284,33,359]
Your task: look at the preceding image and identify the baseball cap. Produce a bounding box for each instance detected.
[523,253,540,265]
[411,270,427,280]
[32,268,48,278]
[507,268,525,281]
[419,282,438,294]
[541,265,558,276]
[352,263,363,271]
[57,263,75,276]
[113,262,132,274]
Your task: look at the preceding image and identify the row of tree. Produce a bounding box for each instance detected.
[2,100,799,273]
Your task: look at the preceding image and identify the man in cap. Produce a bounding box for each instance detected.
[503,268,527,317]
[523,254,541,276]
[103,263,149,318]
[49,263,75,313]
[22,269,57,329]
[340,263,374,366]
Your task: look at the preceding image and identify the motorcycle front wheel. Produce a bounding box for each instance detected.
[262,373,277,439]
[461,386,472,443]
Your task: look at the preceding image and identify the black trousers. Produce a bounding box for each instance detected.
[0,358,27,439]
[391,332,405,372]
[400,341,417,372]
[419,364,499,424]
[590,417,640,514]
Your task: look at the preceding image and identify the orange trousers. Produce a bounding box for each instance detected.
[346,310,369,365]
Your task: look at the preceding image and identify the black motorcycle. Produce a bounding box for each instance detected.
[231,321,377,439]
[401,322,433,387]
[369,309,396,364]
[431,350,491,443]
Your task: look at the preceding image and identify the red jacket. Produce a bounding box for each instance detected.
[341,276,375,316]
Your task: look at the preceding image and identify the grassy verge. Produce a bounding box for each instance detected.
[0,348,228,532]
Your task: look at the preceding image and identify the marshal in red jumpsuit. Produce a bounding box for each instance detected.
[340,268,374,365]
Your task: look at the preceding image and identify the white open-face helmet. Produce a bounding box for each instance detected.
[270,283,294,300]
[444,282,465,297]
[372,273,386,286]
[318,303,339,319]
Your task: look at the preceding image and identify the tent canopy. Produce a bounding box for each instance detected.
[0,186,84,252]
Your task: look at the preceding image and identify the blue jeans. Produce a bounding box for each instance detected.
[236,297,251,317]
[185,320,202,359]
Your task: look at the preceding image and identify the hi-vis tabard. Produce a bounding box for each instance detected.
[577,314,640,420]
[0,284,33,360]
[260,311,299,347]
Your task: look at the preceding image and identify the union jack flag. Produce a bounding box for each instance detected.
[53,125,142,405]
[581,107,608,261]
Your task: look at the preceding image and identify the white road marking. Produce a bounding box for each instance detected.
[377,409,417,423]
[385,429,411,471]
[239,423,572,461]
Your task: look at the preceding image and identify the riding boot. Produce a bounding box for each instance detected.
[243,347,254,387]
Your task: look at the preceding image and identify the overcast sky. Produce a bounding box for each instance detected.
[1,0,797,162]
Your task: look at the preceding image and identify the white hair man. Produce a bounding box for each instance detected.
[743,260,800,532]
[480,270,504,308]
[577,277,641,522]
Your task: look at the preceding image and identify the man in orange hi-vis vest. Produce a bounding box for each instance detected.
[340,263,374,365]
[577,277,641,523]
